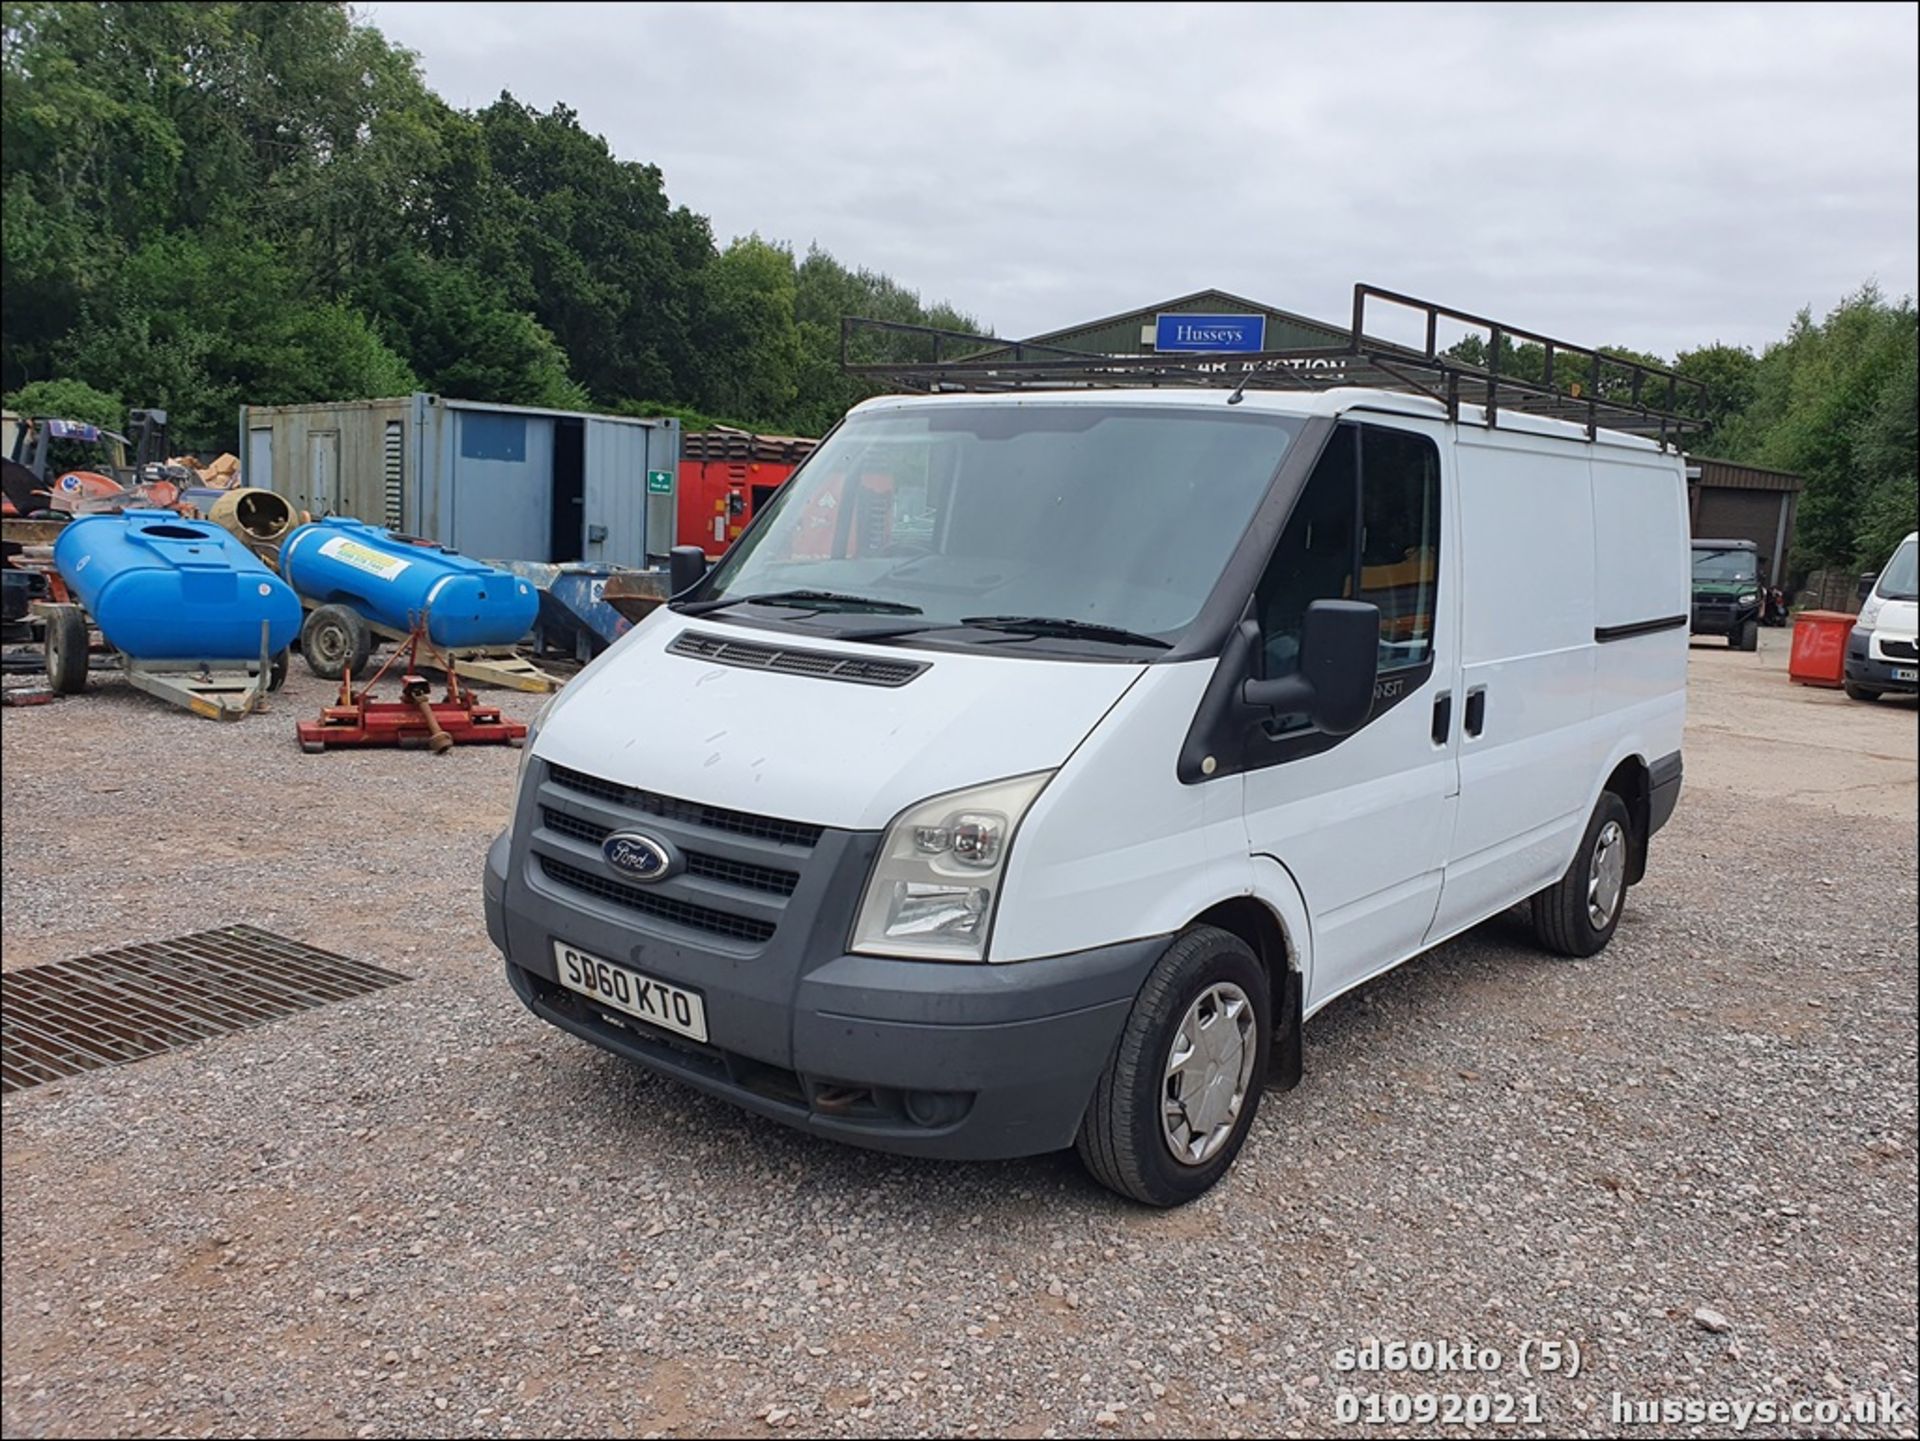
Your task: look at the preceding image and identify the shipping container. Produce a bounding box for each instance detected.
[237,395,680,570]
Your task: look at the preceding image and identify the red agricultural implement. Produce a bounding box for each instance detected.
[296,621,527,754]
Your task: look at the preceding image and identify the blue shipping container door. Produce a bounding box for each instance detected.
[449,410,552,563]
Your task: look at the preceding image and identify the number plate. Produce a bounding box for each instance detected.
[1893,667,1918,683]
[551,942,708,1043]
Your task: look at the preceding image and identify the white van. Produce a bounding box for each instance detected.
[1845,530,1919,701]
[485,295,1694,1205]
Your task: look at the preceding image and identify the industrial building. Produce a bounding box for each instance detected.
[237,394,681,570]
[972,288,1355,361]
[1685,457,1803,588]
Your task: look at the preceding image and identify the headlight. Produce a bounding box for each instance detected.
[851,772,1052,962]
[1857,594,1885,632]
[1738,592,1759,605]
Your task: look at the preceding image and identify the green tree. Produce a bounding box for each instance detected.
[1670,343,1759,452]
[59,231,414,445]
[3,376,122,429]
[693,236,802,425]
[1716,286,1917,569]
[357,250,586,410]
[1849,341,1919,567]
[787,245,979,434]
[467,95,714,405]
[1,1,441,391]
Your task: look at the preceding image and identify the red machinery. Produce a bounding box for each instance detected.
[676,428,817,558]
[297,622,528,753]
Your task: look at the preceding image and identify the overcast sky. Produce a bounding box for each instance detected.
[368,1,1918,357]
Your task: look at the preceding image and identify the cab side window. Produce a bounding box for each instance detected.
[1255,422,1441,680]
[1358,426,1440,672]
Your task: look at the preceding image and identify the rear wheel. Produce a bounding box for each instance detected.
[301,604,372,681]
[1531,792,1632,958]
[1737,619,1759,652]
[1843,681,1881,702]
[43,604,90,695]
[1076,925,1270,1207]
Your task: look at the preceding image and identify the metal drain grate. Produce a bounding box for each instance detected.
[1,925,410,1093]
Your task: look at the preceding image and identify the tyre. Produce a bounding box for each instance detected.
[1737,619,1759,652]
[43,604,90,695]
[1843,681,1881,702]
[1531,792,1632,958]
[301,604,372,681]
[1076,925,1271,1207]
[267,648,290,693]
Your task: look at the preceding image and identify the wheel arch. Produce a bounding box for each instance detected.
[1600,752,1652,884]
[1187,871,1309,1088]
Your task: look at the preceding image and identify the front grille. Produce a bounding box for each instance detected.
[1881,637,1918,660]
[668,629,927,688]
[533,763,825,948]
[539,858,778,944]
[541,808,799,896]
[548,764,821,849]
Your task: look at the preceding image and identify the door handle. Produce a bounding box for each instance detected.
[1464,686,1487,738]
[1431,691,1452,746]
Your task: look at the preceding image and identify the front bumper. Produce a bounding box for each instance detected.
[1690,599,1758,636]
[1845,625,1920,693]
[486,831,1163,1160]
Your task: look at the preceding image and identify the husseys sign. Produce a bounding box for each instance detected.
[1154,313,1266,352]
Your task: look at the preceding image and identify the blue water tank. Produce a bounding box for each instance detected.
[279,519,538,649]
[53,510,303,661]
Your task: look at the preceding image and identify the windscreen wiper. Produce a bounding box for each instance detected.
[676,589,924,616]
[959,615,1172,649]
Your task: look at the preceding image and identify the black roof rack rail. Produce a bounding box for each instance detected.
[841,283,1708,451]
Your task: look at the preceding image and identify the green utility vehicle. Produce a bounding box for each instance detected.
[1690,538,1762,650]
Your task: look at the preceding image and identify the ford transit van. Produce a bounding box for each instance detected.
[484,295,1693,1205]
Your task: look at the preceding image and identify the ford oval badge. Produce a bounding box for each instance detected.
[602,831,675,883]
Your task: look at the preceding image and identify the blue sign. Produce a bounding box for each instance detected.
[1155,313,1266,353]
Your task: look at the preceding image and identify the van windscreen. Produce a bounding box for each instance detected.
[693,405,1300,650]
[1877,536,1918,600]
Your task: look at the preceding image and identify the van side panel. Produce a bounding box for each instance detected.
[1588,448,1689,779]
[991,663,1253,963]
[1426,430,1597,940]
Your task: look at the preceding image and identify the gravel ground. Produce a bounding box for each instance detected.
[2,639,1916,1439]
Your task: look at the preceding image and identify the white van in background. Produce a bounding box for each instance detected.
[1846,531,1919,701]
[485,291,1696,1205]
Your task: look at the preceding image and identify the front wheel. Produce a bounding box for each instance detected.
[1076,925,1271,1207]
[1531,792,1632,958]
[1737,619,1759,652]
[1843,681,1881,702]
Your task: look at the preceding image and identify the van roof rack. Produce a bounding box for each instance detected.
[841,283,1707,451]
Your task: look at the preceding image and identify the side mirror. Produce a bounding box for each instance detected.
[1858,572,1877,600]
[669,544,709,596]
[1241,600,1381,737]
